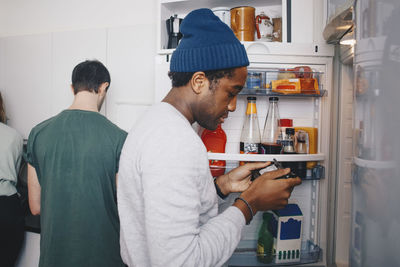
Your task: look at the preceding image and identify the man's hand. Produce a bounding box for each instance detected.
[242,168,302,213]
[215,162,271,196]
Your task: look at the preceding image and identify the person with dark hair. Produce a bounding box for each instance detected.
[117,9,301,267]
[0,92,25,267]
[26,60,127,267]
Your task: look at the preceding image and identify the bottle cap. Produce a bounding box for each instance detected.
[247,96,257,101]
[286,128,295,135]
[280,118,293,127]
[269,96,279,101]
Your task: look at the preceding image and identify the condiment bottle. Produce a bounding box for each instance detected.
[261,97,282,154]
[278,118,293,146]
[282,128,296,154]
[296,130,308,154]
[240,97,261,164]
[201,124,227,177]
[293,130,308,179]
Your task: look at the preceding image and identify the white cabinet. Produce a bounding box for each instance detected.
[157,0,326,54]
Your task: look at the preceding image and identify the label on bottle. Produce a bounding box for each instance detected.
[246,103,258,115]
[240,142,260,154]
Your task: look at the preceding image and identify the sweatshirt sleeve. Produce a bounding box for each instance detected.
[140,137,245,267]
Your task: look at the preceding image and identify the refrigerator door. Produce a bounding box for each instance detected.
[351,1,400,266]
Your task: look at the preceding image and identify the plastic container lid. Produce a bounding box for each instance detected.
[247,96,257,100]
[269,96,279,101]
[280,118,293,127]
[286,128,295,135]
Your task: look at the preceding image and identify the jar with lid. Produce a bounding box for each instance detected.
[246,71,262,89]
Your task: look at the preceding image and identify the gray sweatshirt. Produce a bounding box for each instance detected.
[117,102,245,267]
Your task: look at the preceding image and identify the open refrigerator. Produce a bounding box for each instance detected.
[155,49,334,266]
[155,1,335,266]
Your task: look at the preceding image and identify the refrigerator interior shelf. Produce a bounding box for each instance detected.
[208,152,325,162]
[239,88,327,97]
[228,240,321,266]
[353,157,396,169]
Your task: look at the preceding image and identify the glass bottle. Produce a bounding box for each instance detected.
[257,212,274,264]
[278,118,293,146]
[296,130,308,154]
[294,129,308,179]
[261,97,282,154]
[282,128,296,154]
[201,124,227,177]
[240,97,261,163]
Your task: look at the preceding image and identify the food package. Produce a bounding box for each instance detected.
[270,204,303,263]
[293,66,312,78]
[299,78,319,94]
[277,70,296,80]
[294,127,318,169]
[271,79,301,94]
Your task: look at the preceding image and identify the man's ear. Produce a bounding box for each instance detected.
[98,82,109,96]
[70,85,75,95]
[190,72,208,94]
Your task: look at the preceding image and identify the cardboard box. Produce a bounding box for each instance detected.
[270,204,303,263]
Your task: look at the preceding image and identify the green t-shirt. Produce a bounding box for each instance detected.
[26,110,127,267]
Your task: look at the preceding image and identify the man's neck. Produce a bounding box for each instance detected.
[163,87,194,124]
[69,91,99,112]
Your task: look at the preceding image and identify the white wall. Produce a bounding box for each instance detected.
[0,1,156,266]
[0,0,156,138]
[0,0,151,37]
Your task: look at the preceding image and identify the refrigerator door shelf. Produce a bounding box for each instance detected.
[228,240,322,266]
[209,159,325,180]
[239,89,327,97]
[208,152,324,162]
[353,157,396,169]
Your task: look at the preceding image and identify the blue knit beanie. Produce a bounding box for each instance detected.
[170,8,249,72]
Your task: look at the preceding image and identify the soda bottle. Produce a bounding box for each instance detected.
[240,97,261,164]
[261,97,282,154]
[201,124,227,177]
[257,212,274,263]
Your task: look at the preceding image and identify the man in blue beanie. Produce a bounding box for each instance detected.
[118,8,301,266]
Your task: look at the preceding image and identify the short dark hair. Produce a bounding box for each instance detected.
[168,68,236,88]
[71,60,111,94]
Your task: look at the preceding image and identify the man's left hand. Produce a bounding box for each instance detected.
[215,162,271,196]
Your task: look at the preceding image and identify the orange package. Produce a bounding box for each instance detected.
[300,78,319,94]
[271,78,301,94]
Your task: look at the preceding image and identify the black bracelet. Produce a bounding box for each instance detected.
[235,197,254,225]
[214,178,228,199]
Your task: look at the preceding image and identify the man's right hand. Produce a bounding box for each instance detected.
[233,168,302,223]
